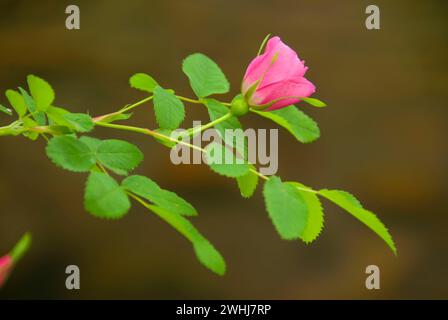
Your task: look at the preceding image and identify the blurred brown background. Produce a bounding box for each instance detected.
[0,0,447,299]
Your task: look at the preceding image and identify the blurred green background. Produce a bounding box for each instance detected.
[0,0,447,299]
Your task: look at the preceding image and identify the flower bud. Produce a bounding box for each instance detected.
[241,36,316,111]
[230,95,249,117]
[0,255,13,288]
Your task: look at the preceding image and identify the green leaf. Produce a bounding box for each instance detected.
[193,239,226,276]
[301,97,327,108]
[287,182,324,243]
[122,175,197,216]
[129,73,158,93]
[319,189,397,255]
[153,86,185,130]
[19,87,46,125]
[10,232,32,263]
[47,125,72,135]
[236,164,259,198]
[205,142,249,178]
[21,118,39,140]
[27,75,54,111]
[182,53,230,98]
[144,204,226,275]
[205,99,247,159]
[252,106,320,143]
[153,128,177,148]
[263,176,308,240]
[46,136,96,172]
[63,113,94,133]
[96,139,143,175]
[45,105,69,123]
[5,90,27,117]
[84,172,131,219]
[79,136,102,152]
[46,106,94,133]
[0,104,12,116]
[97,112,132,124]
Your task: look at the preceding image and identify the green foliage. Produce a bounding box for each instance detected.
[97,112,132,124]
[44,106,67,124]
[193,238,226,276]
[263,176,308,240]
[10,232,32,263]
[27,75,54,111]
[79,136,102,151]
[153,128,177,148]
[21,118,39,140]
[19,87,46,125]
[64,113,94,133]
[319,189,397,254]
[5,90,27,117]
[182,53,229,98]
[205,142,249,178]
[145,204,226,275]
[301,97,327,108]
[46,136,96,172]
[47,136,143,176]
[205,99,247,159]
[84,172,131,219]
[0,104,12,116]
[287,182,324,243]
[130,73,158,93]
[252,106,320,143]
[153,86,185,130]
[0,59,396,276]
[122,175,197,216]
[96,139,143,175]
[46,106,94,133]
[236,164,259,198]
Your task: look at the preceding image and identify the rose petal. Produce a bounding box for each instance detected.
[250,77,316,110]
[242,37,308,96]
[0,255,13,287]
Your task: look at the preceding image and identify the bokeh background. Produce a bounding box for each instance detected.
[0,0,447,299]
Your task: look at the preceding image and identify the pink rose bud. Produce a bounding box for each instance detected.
[0,232,31,288]
[242,36,316,111]
[0,255,13,287]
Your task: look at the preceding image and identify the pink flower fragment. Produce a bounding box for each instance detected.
[242,36,316,111]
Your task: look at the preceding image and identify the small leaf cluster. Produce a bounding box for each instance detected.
[0,75,94,140]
